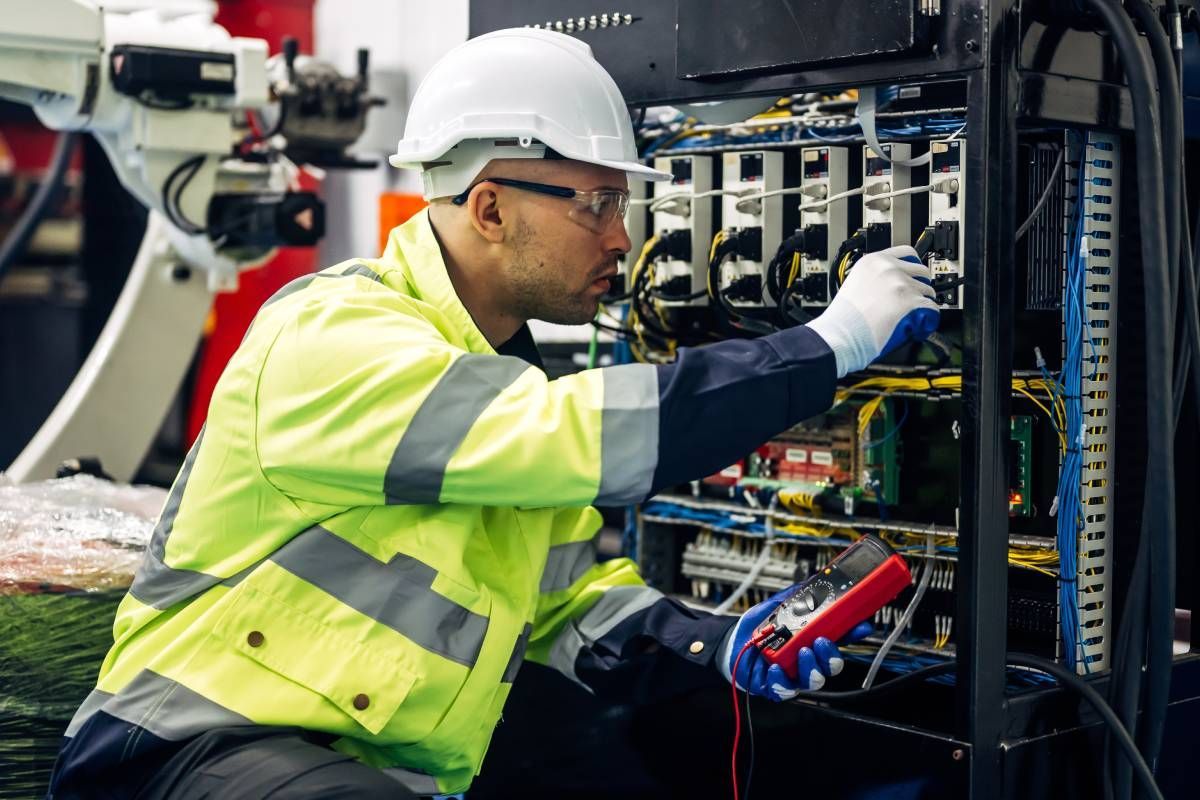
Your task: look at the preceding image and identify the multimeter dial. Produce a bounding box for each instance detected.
[773,579,837,632]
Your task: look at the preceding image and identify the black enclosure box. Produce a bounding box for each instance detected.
[676,0,926,79]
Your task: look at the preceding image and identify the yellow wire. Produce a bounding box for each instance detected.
[787,251,801,288]
[837,251,852,285]
[707,229,728,300]
[708,229,727,265]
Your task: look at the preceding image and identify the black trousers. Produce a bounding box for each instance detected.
[132,727,416,800]
[127,665,667,800]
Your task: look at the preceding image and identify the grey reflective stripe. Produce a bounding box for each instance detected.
[340,262,383,282]
[64,688,114,738]
[73,671,250,744]
[385,354,529,504]
[547,585,663,687]
[539,537,598,594]
[271,525,489,667]
[503,623,533,683]
[381,767,440,794]
[261,263,381,309]
[261,274,316,307]
[595,363,660,505]
[547,620,590,690]
[129,428,223,610]
[128,551,226,611]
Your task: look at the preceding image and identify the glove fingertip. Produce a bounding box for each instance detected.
[848,621,876,642]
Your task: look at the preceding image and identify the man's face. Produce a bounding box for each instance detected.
[488,160,632,325]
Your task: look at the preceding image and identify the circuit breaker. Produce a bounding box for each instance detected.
[719,150,783,306]
[651,154,713,307]
[928,139,965,308]
[798,146,849,308]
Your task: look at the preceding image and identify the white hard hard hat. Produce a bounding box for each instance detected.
[390,27,672,200]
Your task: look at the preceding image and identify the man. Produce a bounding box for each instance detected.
[49,28,937,799]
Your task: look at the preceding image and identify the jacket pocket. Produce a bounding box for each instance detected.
[219,584,416,736]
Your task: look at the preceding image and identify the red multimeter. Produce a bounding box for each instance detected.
[754,534,912,679]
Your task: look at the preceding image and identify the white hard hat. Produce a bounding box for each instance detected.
[390,27,672,200]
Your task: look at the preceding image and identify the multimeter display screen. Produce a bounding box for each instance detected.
[836,542,886,581]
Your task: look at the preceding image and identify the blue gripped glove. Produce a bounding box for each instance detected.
[806,245,940,378]
[718,586,874,701]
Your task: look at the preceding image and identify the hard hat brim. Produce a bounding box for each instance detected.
[389,153,675,183]
[603,158,674,182]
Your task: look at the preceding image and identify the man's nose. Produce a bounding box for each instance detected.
[603,215,632,255]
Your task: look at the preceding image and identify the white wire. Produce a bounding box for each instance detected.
[714,497,779,615]
[863,184,935,204]
[635,188,751,214]
[862,532,937,688]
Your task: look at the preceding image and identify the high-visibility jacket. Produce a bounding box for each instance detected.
[51,210,837,797]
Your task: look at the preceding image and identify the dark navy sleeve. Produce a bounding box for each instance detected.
[650,325,837,494]
[572,596,737,703]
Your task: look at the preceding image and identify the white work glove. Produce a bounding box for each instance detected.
[806,245,940,377]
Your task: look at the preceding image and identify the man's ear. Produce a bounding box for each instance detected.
[466,183,506,244]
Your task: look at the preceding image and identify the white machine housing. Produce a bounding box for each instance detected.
[720,150,783,307]
[651,154,713,307]
[862,143,912,248]
[798,145,849,308]
[928,139,965,308]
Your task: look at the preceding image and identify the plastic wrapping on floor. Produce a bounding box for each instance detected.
[0,475,163,799]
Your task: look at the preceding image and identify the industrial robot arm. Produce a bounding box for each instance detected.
[0,0,378,481]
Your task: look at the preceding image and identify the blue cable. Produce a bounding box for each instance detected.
[1056,139,1091,673]
[863,399,909,450]
[653,116,967,152]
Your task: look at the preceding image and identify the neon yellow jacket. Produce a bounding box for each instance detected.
[53,210,837,796]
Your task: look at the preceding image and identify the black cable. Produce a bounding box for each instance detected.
[589,318,631,338]
[1085,4,1175,798]
[1172,10,1200,431]
[1015,146,1065,241]
[708,235,775,336]
[161,154,208,235]
[1166,1,1184,82]
[1122,1,1183,781]
[786,654,1162,800]
[1172,183,1200,427]
[650,287,707,301]
[0,131,79,283]
[1007,655,1164,800]
[1129,0,1182,322]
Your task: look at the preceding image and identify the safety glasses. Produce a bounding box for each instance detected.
[451,177,629,234]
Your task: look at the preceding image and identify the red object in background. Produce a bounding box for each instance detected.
[0,124,84,175]
[214,0,314,54]
[185,1,317,446]
[756,439,851,485]
[702,461,743,488]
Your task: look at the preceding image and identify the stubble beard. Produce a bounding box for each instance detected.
[508,224,598,326]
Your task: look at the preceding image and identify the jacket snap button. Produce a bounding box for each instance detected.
[353,693,370,710]
[246,631,265,648]
[689,640,705,654]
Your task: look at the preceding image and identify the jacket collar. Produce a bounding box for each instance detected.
[381,209,495,355]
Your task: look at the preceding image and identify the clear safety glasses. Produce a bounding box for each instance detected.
[451,177,629,234]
